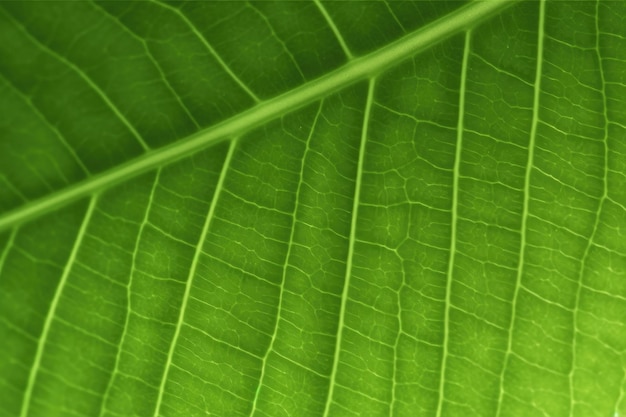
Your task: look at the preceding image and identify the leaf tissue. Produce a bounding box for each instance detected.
[0,1,625,416]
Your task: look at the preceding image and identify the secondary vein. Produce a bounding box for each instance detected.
[152,139,237,417]
[247,100,324,417]
[435,29,471,417]
[322,77,374,417]
[495,0,546,415]
[19,196,97,417]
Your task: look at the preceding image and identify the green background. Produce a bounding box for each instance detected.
[0,1,625,416]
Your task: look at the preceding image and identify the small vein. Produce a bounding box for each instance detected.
[383,1,408,33]
[435,29,471,417]
[321,78,374,417]
[0,174,29,204]
[152,0,260,103]
[495,1,545,416]
[0,74,90,176]
[152,140,237,417]
[98,169,161,417]
[19,196,97,417]
[0,9,149,151]
[0,227,18,275]
[92,2,201,129]
[569,1,611,414]
[246,2,307,82]
[247,100,324,417]
[313,0,354,60]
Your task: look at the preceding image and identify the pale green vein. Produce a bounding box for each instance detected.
[0,227,17,275]
[495,1,545,415]
[248,100,324,417]
[0,9,149,152]
[615,371,626,417]
[246,2,307,82]
[93,2,200,129]
[0,74,90,176]
[151,0,260,104]
[313,0,354,60]
[0,175,28,203]
[152,140,237,417]
[383,1,408,33]
[569,1,611,414]
[99,169,161,417]
[0,0,518,233]
[321,77,374,417]
[435,29,471,417]
[19,196,97,417]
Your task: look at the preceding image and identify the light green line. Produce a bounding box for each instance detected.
[98,169,161,417]
[314,0,354,60]
[0,227,17,274]
[152,139,237,417]
[495,0,546,415]
[1,9,149,152]
[0,74,91,176]
[435,29,471,417]
[322,77,375,417]
[248,100,324,417]
[151,0,261,103]
[569,0,611,414]
[19,196,97,417]
[0,0,519,233]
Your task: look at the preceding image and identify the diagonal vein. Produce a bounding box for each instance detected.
[0,0,519,233]
[19,196,97,417]
[0,8,149,152]
[93,2,201,129]
[152,140,237,417]
[435,29,471,417]
[0,227,17,275]
[313,0,354,60]
[152,0,261,104]
[0,74,91,176]
[321,77,374,417]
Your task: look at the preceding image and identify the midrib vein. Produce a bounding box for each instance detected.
[0,0,518,233]
[322,77,374,417]
[152,140,237,417]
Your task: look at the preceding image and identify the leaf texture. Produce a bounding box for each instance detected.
[0,1,625,417]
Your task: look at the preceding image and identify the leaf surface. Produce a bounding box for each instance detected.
[0,1,625,417]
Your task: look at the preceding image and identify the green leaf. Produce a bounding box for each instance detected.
[0,1,624,417]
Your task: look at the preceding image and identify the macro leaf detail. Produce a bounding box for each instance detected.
[0,1,625,417]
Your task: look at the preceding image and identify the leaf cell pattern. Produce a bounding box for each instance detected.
[0,1,625,417]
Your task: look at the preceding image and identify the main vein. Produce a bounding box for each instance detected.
[0,0,518,233]
[19,196,97,417]
[152,140,237,417]
[495,0,546,415]
[435,29,471,417]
